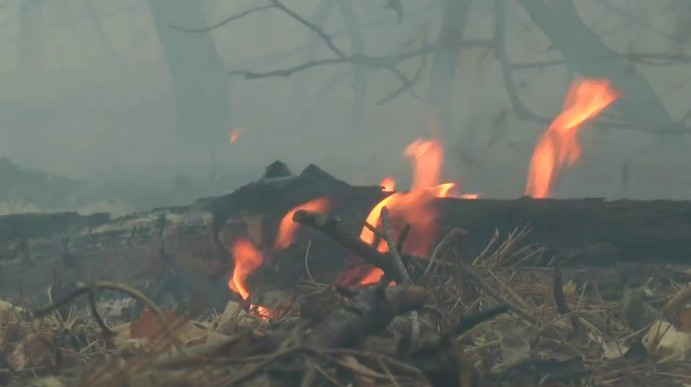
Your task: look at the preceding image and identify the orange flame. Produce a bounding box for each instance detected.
[525,79,621,198]
[380,177,396,192]
[229,127,246,144]
[358,139,458,284]
[228,238,271,318]
[273,197,331,250]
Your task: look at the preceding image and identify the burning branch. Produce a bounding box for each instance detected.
[292,210,404,283]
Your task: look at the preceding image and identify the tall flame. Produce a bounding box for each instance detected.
[358,138,458,284]
[274,197,331,250]
[525,79,621,198]
[228,238,270,318]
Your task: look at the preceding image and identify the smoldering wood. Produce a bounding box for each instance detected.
[2,162,691,305]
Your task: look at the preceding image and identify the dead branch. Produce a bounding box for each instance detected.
[304,285,427,349]
[492,0,546,122]
[379,207,411,285]
[292,210,403,283]
[460,263,540,326]
[169,4,275,32]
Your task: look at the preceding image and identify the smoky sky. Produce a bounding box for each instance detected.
[1,0,690,214]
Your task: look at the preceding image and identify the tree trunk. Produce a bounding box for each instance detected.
[428,0,472,139]
[517,0,681,135]
[148,0,232,166]
[337,0,367,131]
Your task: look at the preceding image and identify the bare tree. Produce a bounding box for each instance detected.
[147,0,232,167]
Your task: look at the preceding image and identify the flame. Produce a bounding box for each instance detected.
[525,79,621,198]
[358,139,458,284]
[229,127,246,144]
[380,177,396,192]
[404,139,443,190]
[274,197,331,250]
[228,238,271,318]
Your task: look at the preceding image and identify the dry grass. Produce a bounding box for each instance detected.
[1,228,690,386]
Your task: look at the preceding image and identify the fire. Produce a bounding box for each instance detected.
[404,139,443,190]
[380,177,395,192]
[228,238,271,318]
[229,127,246,144]
[274,197,331,250]
[358,138,460,284]
[525,79,621,198]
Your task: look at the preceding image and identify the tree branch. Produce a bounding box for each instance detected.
[169,4,275,32]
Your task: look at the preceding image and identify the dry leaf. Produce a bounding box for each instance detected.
[8,332,55,370]
[130,309,178,340]
[29,377,64,387]
[678,306,691,333]
[642,320,691,362]
[497,330,531,368]
[213,300,257,331]
[562,280,577,297]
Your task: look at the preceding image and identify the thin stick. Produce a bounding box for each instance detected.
[32,281,185,352]
[461,264,540,326]
[379,206,419,351]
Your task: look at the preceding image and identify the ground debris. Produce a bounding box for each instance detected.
[1,226,691,386]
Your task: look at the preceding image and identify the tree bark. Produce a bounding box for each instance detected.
[428,0,471,138]
[147,0,232,165]
[337,0,367,131]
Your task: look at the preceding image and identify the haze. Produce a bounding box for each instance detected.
[1,0,690,215]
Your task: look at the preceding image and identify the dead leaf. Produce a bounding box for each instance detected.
[562,280,577,297]
[678,306,691,333]
[213,300,257,331]
[497,330,531,368]
[8,332,55,370]
[642,320,691,362]
[130,309,178,340]
[602,339,630,360]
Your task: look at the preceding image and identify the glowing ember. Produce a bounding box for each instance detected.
[229,127,246,144]
[228,238,271,318]
[525,79,621,198]
[380,177,396,192]
[274,197,331,250]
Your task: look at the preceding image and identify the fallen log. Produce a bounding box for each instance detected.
[2,162,691,305]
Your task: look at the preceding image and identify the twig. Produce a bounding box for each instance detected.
[32,281,185,352]
[379,207,411,284]
[420,228,467,285]
[293,210,403,283]
[380,206,419,351]
[271,0,346,58]
[457,304,510,334]
[169,4,274,32]
[461,263,540,326]
[304,239,315,282]
[86,285,115,336]
[492,0,545,122]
